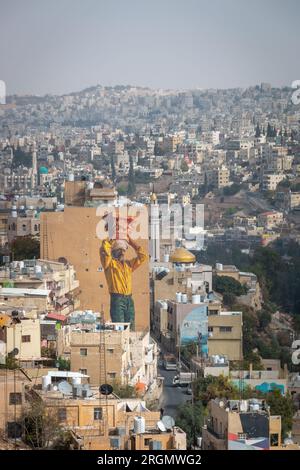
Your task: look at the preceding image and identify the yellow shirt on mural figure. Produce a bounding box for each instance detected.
[100,238,147,295]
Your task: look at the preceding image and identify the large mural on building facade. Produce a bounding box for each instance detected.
[180,304,208,356]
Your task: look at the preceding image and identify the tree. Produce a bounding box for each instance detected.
[11,235,40,260]
[57,357,70,371]
[213,276,248,297]
[176,402,205,448]
[223,183,241,196]
[12,146,32,169]
[193,375,239,405]
[257,309,272,329]
[266,390,295,438]
[180,341,198,362]
[23,398,71,449]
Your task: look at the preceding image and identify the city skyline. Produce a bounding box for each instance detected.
[1,0,300,95]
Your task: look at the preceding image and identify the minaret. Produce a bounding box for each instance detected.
[150,192,160,262]
[31,143,37,190]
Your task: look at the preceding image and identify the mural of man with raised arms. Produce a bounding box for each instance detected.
[100,236,147,329]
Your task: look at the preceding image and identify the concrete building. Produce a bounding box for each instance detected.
[40,204,150,331]
[202,398,282,450]
[0,370,30,437]
[0,318,41,361]
[257,211,284,229]
[262,173,285,191]
[64,321,157,390]
[207,311,243,361]
[156,294,242,361]
[0,259,80,311]
[34,372,186,450]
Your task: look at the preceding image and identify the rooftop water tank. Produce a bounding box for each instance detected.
[163,254,170,263]
[134,416,145,434]
[181,293,188,304]
[216,263,223,271]
[192,294,201,304]
[176,292,182,303]
[42,375,51,391]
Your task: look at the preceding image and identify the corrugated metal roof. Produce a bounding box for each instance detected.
[0,287,50,296]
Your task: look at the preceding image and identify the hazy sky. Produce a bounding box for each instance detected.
[1,0,300,95]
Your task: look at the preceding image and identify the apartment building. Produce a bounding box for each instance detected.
[202,398,282,450]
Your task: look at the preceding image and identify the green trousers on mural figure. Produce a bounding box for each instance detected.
[110,293,135,330]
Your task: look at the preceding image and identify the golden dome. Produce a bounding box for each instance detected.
[170,247,196,264]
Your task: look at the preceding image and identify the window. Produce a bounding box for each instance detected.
[208,327,214,333]
[219,327,232,333]
[94,407,102,420]
[108,372,116,379]
[79,368,87,375]
[22,335,31,343]
[57,408,67,422]
[80,348,87,356]
[270,433,279,446]
[22,224,26,231]
[238,433,247,440]
[9,393,22,405]
[144,438,151,446]
[107,348,114,353]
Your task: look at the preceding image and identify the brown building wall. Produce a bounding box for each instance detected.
[40,207,150,331]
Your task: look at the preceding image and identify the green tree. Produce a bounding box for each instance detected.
[213,276,248,297]
[176,402,205,448]
[57,357,70,371]
[12,146,32,169]
[11,235,40,260]
[266,390,295,438]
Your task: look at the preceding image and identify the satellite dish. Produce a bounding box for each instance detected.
[162,415,175,430]
[58,380,72,395]
[99,383,113,396]
[157,420,167,432]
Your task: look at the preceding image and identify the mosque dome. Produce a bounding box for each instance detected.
[39,166,49,174]
[170,247,196,264]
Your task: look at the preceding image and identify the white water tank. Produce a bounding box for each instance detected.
[19,261,24,269]
[181,293,188,304]
[68,173,74,182]
[216,263,223,271]
[197,437,202,448]
[134,416,145,434]
[164,254,170,263]
[42,375,52,391]
[72,376,81,386]
[192,294,201,304]
[240,400,248,412]
[176,292,182,303]
[35,265,42,274]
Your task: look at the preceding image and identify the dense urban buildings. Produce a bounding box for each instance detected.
[1,80,300,452]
